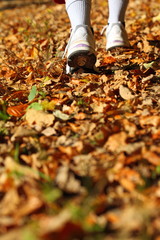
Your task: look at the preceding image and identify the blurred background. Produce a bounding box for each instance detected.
[0,0,51,10]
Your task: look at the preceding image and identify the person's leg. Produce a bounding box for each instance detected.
[106,0,130,50]
[65,0,96,73]
[66,0,91,28]
[108,0,129,24]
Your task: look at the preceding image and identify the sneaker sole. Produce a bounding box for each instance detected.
[67,50,96,69]
[106,38,131,50]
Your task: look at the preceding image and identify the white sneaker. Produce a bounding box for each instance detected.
[65,25,96,74]
[105,22,131,50]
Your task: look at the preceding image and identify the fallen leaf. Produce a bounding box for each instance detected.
[39,210,72,235]
[105,132,127,152]
[15,196,43,218]
[120,178,135,191]
[139,116,160,128]
[11,126,37,141]
[5,157,39,179]
[56,165,85,193]
[25,108,55,131]
[7,104,28,117]
[103,56,117,64]
[153,13,160,22]
[90,101,107,113]
[41,127,57,136]
[142,149,160,166]
[119,85,135,100]
[53,110,71,121]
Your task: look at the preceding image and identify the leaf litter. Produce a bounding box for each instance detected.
[0,0,160,239]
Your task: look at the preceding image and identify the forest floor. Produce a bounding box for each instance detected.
[0,0,160,239]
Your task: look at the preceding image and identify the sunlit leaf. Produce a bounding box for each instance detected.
[7,104,28,117]
[53,110,71,121]
[28,102,43,111]
[28,85,37,102]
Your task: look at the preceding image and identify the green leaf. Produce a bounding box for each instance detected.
[143,61,156,69]
[43,187,62,203]
[156,166,160,175]
[14,142,20,162]
[22,227,38,240]
[28,85,37,102]
[28,102,43,111]
[0,111,9,121]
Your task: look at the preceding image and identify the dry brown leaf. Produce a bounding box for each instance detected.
[25,108,55,131]
[90,101,107,113]
[11,126,37,141]
[116,167,143,191]
[15,196,43,218]
[142,150,160,166]
[137,39,153,53]
[120,178,135,191]
[39,210,72,235]
[119,85,135,100]
[41,127,57,136]
[0,0,160,239]
[55,165,85,193]
[0,189,20,215]
[5,157,39,179]
[105,132,127,153]
[139,115,160,128]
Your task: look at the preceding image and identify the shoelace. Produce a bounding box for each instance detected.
[101,25,108,35]
[101,22,126,36]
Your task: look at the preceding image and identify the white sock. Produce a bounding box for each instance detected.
[66,0,91,29]
[108,0,129,24]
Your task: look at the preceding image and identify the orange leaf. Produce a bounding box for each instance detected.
[120,178,135,192]
[103,56,117,64]
[7,104,28,117]
[107,213,119,223]
[143,150,160,166]
[3,90,28,102]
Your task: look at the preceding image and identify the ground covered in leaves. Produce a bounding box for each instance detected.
[0,0,160,239]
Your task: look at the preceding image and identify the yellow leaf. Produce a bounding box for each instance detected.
[31,47,39,59]
[153,13,160,22]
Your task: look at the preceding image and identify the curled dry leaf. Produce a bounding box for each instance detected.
[119,85,135,100]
